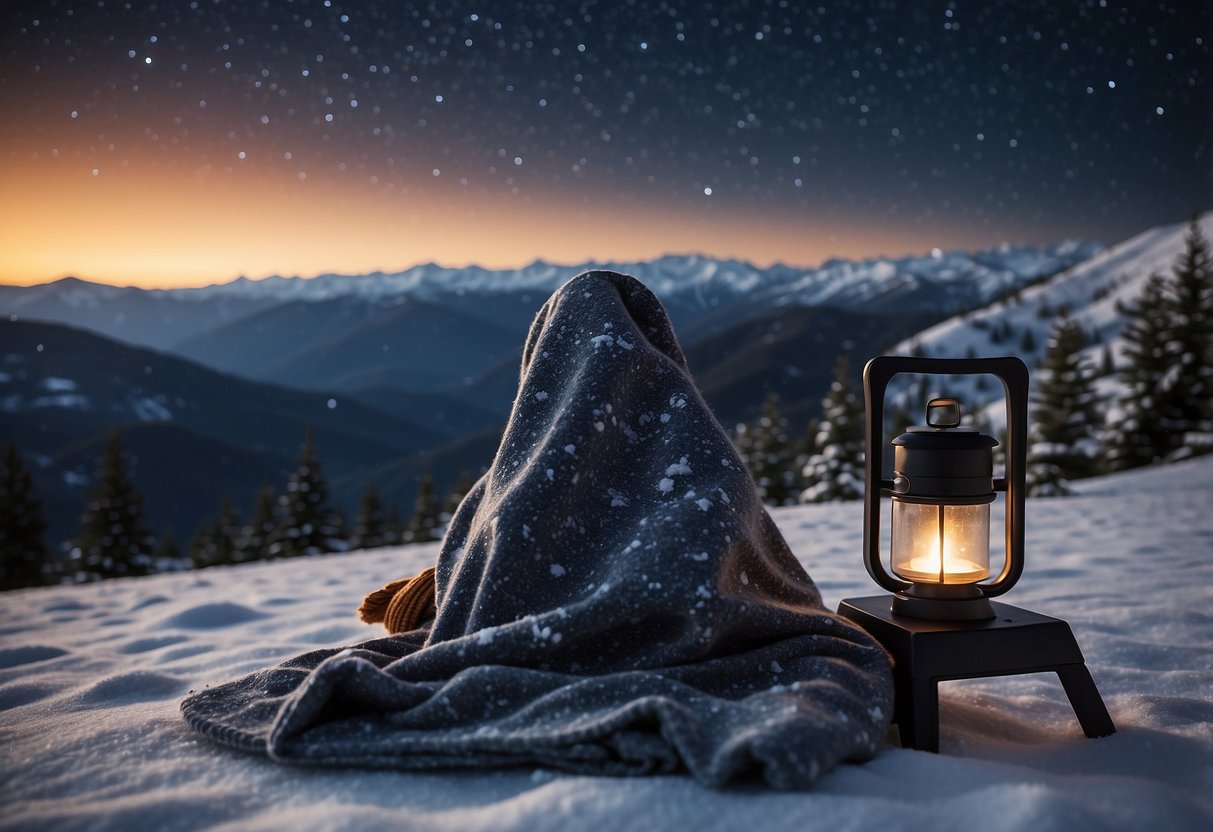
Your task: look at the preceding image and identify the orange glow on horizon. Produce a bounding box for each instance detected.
[1,154,993,290]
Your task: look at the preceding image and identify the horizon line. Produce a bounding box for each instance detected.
[0,237,1106,292]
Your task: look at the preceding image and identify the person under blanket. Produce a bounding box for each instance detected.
[181,270,894,789]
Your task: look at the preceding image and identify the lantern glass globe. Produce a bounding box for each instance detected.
[891,501,991,584]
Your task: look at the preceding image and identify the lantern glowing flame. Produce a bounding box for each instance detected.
[890,501,991,584]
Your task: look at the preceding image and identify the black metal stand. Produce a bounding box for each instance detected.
[838,595,1116,752]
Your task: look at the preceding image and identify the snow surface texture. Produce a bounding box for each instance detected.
[2,456,1211,829]
[181,271,893,788]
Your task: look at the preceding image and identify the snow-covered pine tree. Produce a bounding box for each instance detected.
[239,483,278,562]
[1108,273,1175,470]
[800,355,865,503]
[791,419,820,490]
[404,473,441,543]
[736,394,799,506]
[71,431,156,581]
[271,431,345,557]
[1027,314,1103,496]
[0,443,51,590]
[1159,219,1213,458]
[732,419,756,475]
[349,481,387,551]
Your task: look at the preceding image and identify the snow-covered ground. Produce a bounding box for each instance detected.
[2,457,1211,831]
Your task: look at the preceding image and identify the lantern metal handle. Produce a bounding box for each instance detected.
[862,355,1028,597]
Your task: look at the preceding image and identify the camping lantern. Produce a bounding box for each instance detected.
[838,355,1114,752]
[859,357,1026,621]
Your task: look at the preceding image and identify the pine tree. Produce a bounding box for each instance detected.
[216,498,244,563]
[438,471,476,535]
[239,483,278,562]
[1159,219,1213,457]
[271,431,345,557]
[800,356,866,503]
[405,473,441,543]
[70,432,156,581]
[1108,273,1175,469]
[330,506,349,549]
[736,394,799,506]
[383,502,405,546]
[189,498,241,568]
[156,528,185,572]
[732,421,756,473]
[791,419,820,488]
[0,444,51,590]
[1027,315,1103,496]
[349,481,387,551]
[1019,327,1038,353]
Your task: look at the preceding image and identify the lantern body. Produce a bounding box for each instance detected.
[882,397,1000,619]
[890,500,991,584]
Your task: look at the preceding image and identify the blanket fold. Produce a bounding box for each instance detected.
[181,270,894,789]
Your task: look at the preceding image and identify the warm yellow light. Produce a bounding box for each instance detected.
[890,500,991,584]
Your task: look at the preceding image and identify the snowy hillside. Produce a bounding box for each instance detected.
[2,456,1210,830]
[886,212,1213,425]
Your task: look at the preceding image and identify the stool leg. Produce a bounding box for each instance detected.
[1056,664,1116,738]
[897,678,940,752]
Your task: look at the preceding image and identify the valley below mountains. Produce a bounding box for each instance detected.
[1,218,1203,557]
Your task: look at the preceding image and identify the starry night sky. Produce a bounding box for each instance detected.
[2,0,1210,287]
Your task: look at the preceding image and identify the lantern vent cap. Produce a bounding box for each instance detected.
[926,397,962,427]
[892,396,998,450]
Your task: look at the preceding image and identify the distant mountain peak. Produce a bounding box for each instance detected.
[164,242,1097,310]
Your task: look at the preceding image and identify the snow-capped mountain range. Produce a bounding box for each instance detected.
[173,242,1111,320]
[178,242,1098,313]
[0,241,1100,354]
[0,211,1207,556]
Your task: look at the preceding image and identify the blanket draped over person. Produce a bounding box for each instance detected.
[180,270,894,789]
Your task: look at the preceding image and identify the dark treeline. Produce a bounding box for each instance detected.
[0,429,475,590]
[2,223,1209,590]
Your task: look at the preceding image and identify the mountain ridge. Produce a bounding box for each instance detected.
[4,212,1208,558]
[885,212,1213,428]
[0,319,451,549]
[2,242,1101,353]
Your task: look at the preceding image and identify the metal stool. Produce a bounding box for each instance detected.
[839,595,1116,752]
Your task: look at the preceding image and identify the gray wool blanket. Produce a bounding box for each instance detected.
[181,271,894,789]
